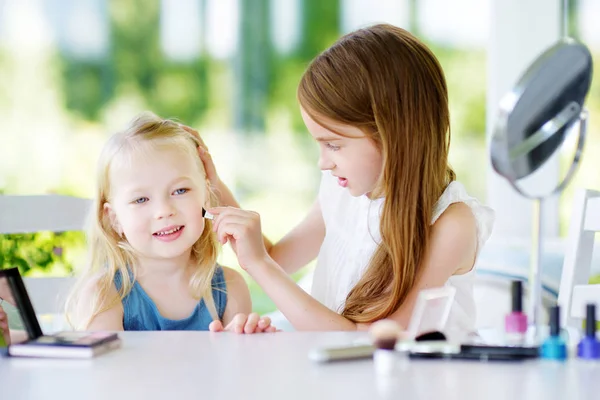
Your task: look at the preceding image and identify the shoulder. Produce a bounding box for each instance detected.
[429,202,478,273]
[80,272,118,303]
[435,181,495,242]
[222,266,246,289]
[76,272,124,331]
[434,202,477,235]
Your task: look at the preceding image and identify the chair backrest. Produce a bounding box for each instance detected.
[557,188,600,340]
[0,195,91,317]
[0,195,91,234]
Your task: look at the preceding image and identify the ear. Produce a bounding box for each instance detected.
[103,202,123,236]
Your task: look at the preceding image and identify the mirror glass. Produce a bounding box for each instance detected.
[0,275,30,345]
[491,39,593,191]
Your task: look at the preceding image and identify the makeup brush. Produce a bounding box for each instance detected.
[202,208,214,220]
[370,319,403,350]
[369,319,403,374]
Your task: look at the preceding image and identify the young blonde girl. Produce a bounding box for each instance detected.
[65,112,274,334]
[197,24,494,332]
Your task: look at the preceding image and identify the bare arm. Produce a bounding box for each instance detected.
[208,267,277,334]
[266,200,325,274]
[245,203,478,331]
[385,203,478,327]
[220,266,252,326]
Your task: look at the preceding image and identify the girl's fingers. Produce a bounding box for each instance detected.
[212,214,252,234]
[179,125,205,145]
[257,316,271,330]
[208,207,258,219]
[208,320,224,332]
[216,221,248,245]
[226,313,248,334]
[196,147,219,184]
[244,313,260,334]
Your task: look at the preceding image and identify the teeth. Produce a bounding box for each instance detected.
[156,226,182,236]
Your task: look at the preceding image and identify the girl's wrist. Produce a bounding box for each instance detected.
[247,254,279,278]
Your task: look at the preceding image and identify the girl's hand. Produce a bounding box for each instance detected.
[208,313,277,334]
[179,125,220,189]
[0,304,11,345]
[209,207,270,271]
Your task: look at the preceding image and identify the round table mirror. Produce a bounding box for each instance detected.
[490,38,593,341]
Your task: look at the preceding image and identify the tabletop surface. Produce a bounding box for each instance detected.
[1,331,599,400]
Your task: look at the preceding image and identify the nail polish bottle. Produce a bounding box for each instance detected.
[541,306,567,360]
[577,304,600,360]
[505,280,527,345]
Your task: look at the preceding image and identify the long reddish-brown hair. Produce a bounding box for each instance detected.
[298,24,455,323]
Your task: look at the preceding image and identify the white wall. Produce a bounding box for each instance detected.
[486,0,562,241]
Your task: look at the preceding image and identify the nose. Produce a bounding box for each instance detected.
[317,150,335,171]
[155,198,176,220]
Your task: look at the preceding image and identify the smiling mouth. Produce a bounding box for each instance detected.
[153,226,184,236]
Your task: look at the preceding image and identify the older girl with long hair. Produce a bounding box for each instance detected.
[200,24,494,332]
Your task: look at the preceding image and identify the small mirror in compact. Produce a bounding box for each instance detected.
[0,268,44,347]
[0,275,29,345]
[406,286,456,339]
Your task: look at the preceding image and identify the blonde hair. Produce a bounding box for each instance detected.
[66,112,220,329]
[298,24,455,323]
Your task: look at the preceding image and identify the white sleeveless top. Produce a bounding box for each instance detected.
[311,171,495,333]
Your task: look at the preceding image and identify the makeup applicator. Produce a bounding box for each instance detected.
[369,319,403,374]
[202,208,214,220]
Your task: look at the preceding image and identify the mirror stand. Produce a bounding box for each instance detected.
[523,110,588,343]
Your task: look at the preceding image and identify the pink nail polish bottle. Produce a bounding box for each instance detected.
[505,280,528,345]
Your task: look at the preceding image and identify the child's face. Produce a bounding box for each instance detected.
[301,108,383,197]
[105,147,207,263]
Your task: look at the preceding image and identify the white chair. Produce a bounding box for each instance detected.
[557,188,600,343]
[0,195,91,327]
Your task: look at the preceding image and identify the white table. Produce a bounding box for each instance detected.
[1,331,599,400]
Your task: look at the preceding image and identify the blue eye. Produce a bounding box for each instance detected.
[173,188,189,195]
[133,197,148,204]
